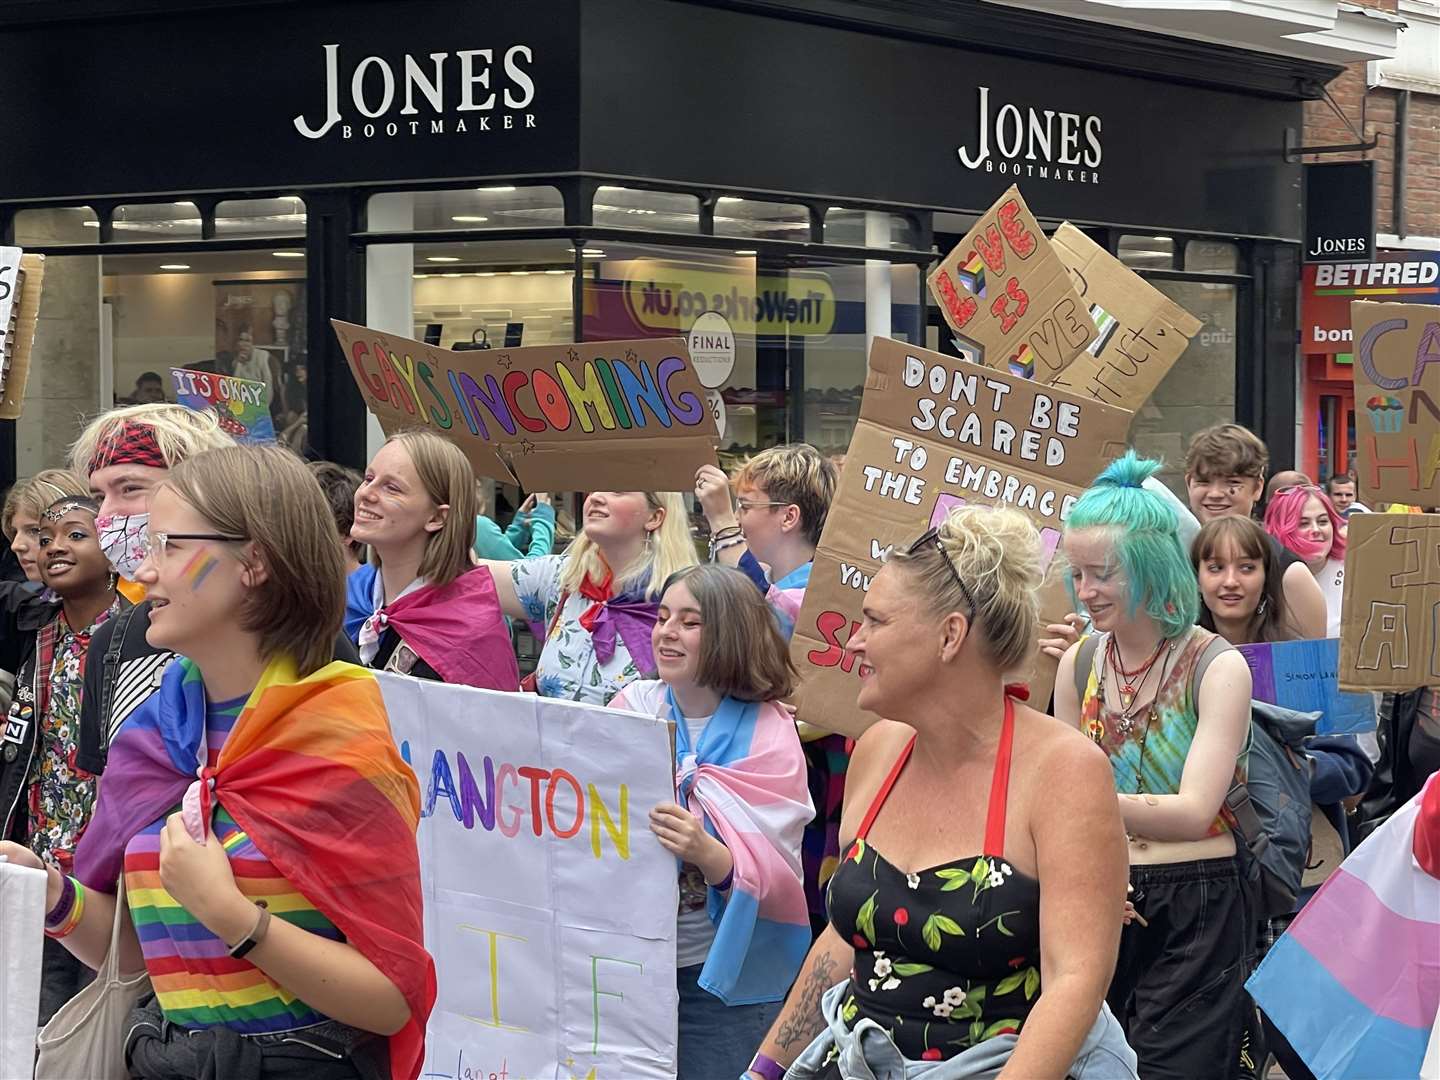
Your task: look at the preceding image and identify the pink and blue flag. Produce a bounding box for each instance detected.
[1248,775,1440,1078]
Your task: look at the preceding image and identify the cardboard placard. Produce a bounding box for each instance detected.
[927,186,1096,380]
[0,253,44,420]
[378,674,679,1078]
[171,367,275,443]
[1351,300,1440,507]
[1045,224,1203,411]
[790,338,1133,736]
[331,320,719,490]
[1338,513,1440,691]
[1235,638,1375,736]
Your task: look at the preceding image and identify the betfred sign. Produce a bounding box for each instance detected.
[1302,253,1440,355]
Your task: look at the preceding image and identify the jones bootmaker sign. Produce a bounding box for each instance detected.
[955,87,1104,186]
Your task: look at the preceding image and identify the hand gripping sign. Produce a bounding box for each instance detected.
[332,320,720,490]
[927,186,1096,381]
[789,338,1132,737]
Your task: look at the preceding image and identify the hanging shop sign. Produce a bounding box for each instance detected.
[1304,162,1375,264]
[1302,254,1440,356]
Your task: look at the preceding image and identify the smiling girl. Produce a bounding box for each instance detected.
[484,490,696,704]
[0,494,124,1022]
[1263,485,1347,639]
[1192,517,1301,646]
[609,564,811,1080]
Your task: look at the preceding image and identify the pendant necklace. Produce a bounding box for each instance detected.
[1104,635,1171,735]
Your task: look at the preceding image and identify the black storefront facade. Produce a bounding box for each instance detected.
[0,0,1342,489]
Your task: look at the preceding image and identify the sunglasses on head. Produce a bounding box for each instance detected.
[906,525,978,615]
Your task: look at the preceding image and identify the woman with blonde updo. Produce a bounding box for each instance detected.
[747,507,1136,1080]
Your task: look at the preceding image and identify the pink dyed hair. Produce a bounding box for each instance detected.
[1263,486,1347,564]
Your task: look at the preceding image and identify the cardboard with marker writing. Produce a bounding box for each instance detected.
[171,367,275,443]
[331,320,719,490]
[0,253,45,420]
[1045,224,1202,412]
[1350,300,1440,506]
[790,338,1133,737]
[927,185,1096,381]
[1338,513,1440,692]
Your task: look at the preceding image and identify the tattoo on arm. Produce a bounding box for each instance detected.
[774,948,839,1052]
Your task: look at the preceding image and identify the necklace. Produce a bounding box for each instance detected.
[1106,635,1167,715]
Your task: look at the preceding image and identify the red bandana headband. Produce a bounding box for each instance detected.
[87,421,167,476]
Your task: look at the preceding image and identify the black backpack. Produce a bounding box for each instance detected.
[1074,633,1315,918]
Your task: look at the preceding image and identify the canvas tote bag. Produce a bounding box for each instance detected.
[34,875,151,1080]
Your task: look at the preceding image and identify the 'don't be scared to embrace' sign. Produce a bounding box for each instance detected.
[789,338,1132,737]
[377,674,679,1079]
[331,319,719,490]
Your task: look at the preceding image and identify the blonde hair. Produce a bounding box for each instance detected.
[69,403,235,478]
[371,431,478,588]
[3,469,89,539]
[165,445,345,677]
[733,444,838,545]
[887,505,1043,672]
[560,491,696,599]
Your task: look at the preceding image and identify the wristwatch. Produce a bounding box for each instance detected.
[228,903,273,959]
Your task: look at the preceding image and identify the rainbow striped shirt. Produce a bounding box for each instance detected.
[123,696,343,1033]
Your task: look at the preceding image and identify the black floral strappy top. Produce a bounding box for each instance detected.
[826,698,1042,1061]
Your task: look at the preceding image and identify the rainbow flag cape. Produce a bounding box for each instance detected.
[1248,774,1440,1078]
[75,657,435,1080]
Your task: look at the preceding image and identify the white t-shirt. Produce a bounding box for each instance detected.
[613,679,717,969]
[1315,556,1344,640]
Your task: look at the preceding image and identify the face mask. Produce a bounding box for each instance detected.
[95,512,149,581]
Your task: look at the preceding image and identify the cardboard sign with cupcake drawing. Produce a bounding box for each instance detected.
[1351,300,1440,506]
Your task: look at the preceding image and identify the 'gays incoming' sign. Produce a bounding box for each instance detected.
[332,320,719,490]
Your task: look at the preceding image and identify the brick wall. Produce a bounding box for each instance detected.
[1303,0,1440,239]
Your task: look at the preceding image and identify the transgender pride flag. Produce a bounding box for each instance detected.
[1248,775,1440,1078]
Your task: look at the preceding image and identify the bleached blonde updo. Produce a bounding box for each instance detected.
[886,505,1044,672]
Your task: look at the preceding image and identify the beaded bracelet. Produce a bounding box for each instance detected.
[708,535,745,561]
[44,875,85,939]
[710,525,742,542]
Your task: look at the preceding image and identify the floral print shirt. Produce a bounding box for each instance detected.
[27,600,120,871]
[511,555,647,707]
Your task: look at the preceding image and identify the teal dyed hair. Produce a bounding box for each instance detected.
[1064,451,1199,639]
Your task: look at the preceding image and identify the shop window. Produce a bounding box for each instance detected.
[215,197,307,237]
[400,239,575,348]
[1128,280,1238,494]
[577,241,923,465]
[823,209,920,250]
[12,206,99,245]
[713,198,811,242]
[367,186,565,231]
[592,187,700,233]
[1185,240,1241,274]
[1118,235,1175,270]
[112,202,203,238]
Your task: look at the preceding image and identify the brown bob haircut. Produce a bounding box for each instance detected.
[659,564,796,702]
[165,444,345,676]
[1191,515,1298,644]
[372,430,477,588]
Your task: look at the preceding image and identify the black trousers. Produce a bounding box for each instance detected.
[1107,856,1249,1080]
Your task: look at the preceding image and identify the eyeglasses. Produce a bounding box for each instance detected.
[145,531,248,562]
[735,499,790,514]
[906,526,978,615]
[1270,484,1321,500]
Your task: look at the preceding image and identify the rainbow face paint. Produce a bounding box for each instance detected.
[181,550,220,592]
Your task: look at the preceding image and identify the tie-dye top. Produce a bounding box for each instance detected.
[1079,625,1234,837]
[123,695,343,1033]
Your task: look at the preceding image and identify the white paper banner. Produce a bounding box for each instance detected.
[1,859,47,1079]
[377,676,679,1080]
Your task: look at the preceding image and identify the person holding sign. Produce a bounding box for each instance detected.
[1262,485,1347,639]
[351,431,519,690]
[609,564,812,1080]
[750,507,1136,1079]
[1182,424,1327,640]
[483,490,695,705]
[1055,452,1254,1080]
[1,445,434,1080]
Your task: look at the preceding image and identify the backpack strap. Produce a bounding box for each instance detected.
[1072,633,1101,704]
[96,603,140,760]
[1189,632,1231,709]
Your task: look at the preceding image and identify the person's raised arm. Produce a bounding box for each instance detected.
[1119,649,1252,841]
[1282,562,1328,639]
[695,464,747,569]
[1001,732,1128,1078]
